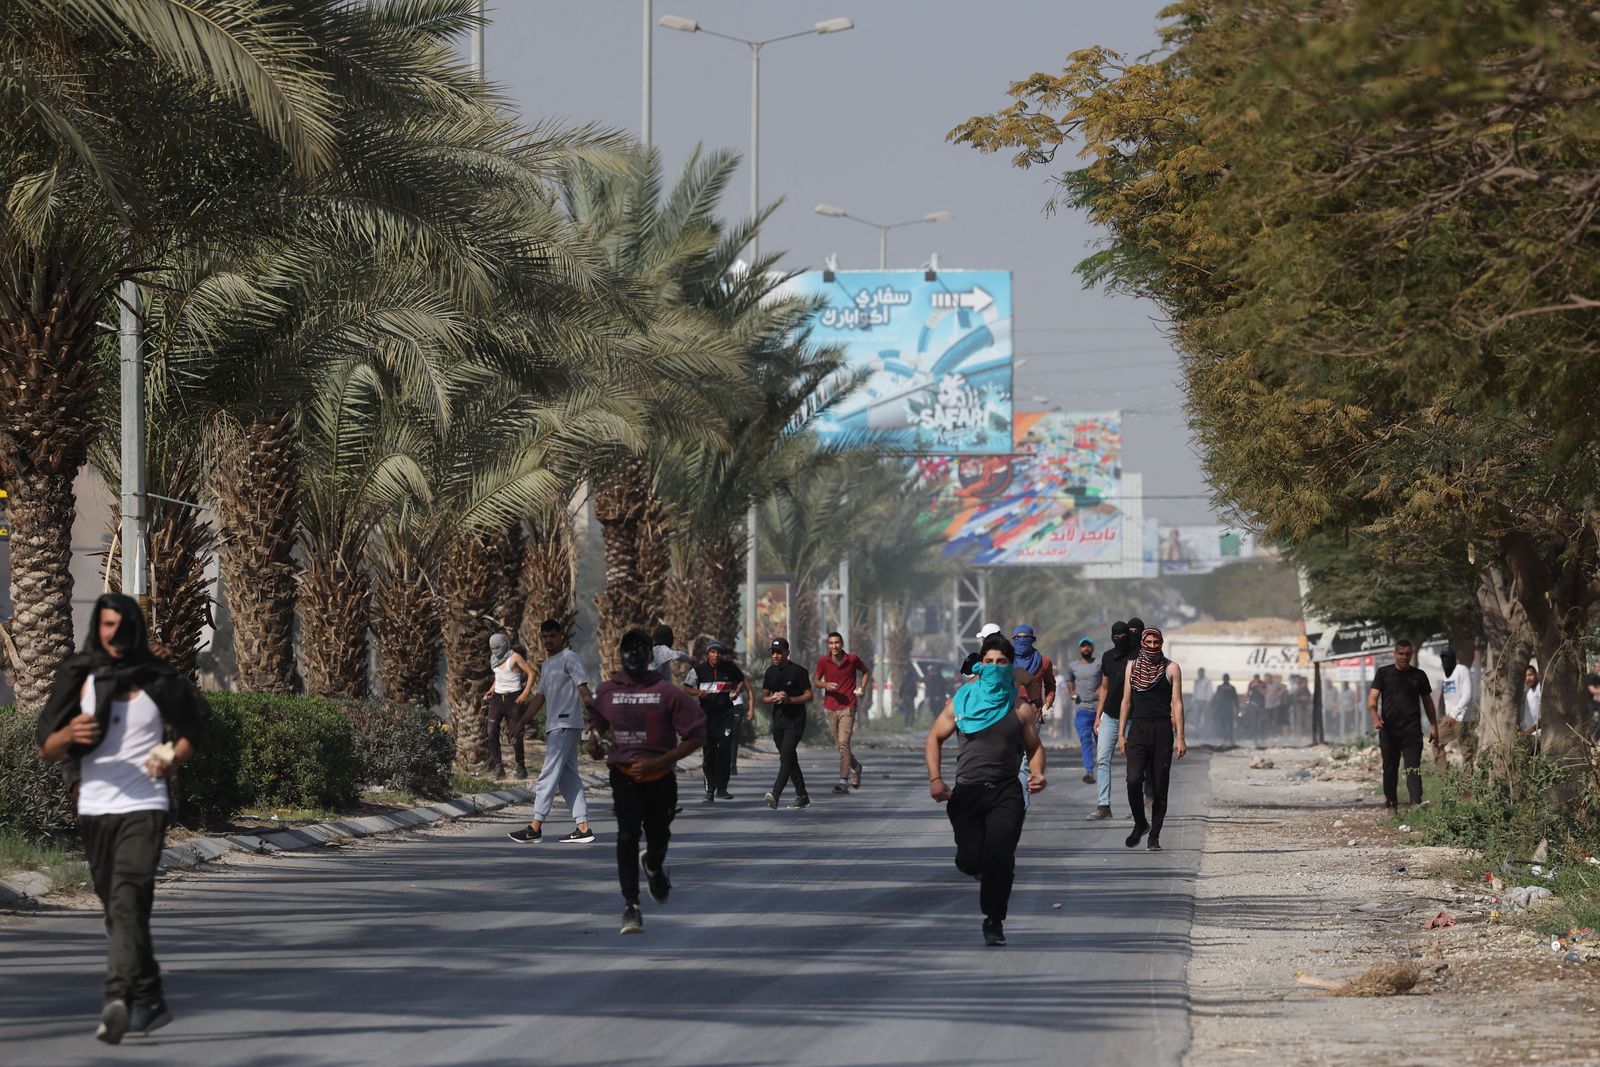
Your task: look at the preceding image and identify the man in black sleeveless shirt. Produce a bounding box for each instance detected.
[1116,626,1187,851]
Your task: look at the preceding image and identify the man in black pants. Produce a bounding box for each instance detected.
[684,641,748,802]
[761,637,814,809]
[588,629,706,934]
[1117,626,1187,851]
[1368,639,1437,811]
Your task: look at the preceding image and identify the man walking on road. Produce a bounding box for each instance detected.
[1211,673,1239,746]
[483,633,535,778]
[1010,624,1055,733]
[588,629,706,934]
[816,631,871,794]
[1117,626,1187,851]
[762,637,815,809]
[684,641,748,801]
[1064,637,1101,784]
[508,620,596,844]
[1433,646,1474,769]
[1368,639,1438,810]
[1086,621,1133,820]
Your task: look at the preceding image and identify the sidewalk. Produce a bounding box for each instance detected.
[1185,746,1600,1066]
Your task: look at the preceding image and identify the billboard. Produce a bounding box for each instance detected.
[784,269,1013,453]
[913,411,1123,565]
[1156,525,1256,575]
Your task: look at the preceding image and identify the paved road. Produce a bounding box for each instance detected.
[1,744,1210,1066]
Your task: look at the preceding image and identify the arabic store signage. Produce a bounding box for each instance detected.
[781,269,1014,454]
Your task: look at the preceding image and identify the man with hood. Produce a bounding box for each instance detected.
[587,628,706,934]
[1087,620,1134,820]
[1433,647,1474,769]
[35,593,210,1043]
[1064,636,1102,784]
[1010,624,1056,730]
[508,619,595,845]
[482,633,535,778]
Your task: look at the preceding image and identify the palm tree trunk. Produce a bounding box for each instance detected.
[520,508,577,648]
[299,541,370,699]
[372,549,441,708]
[636,492,673,630]
[146,459,214,679]
[888,619,916,720]
[592,458,649,672]
[439,525,522,768]
[704,524,747,648]
[790,581,819,668]
[0,256,106,712]
[214,414,301,693]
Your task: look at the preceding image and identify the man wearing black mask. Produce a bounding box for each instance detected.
[1087,621,1134,820]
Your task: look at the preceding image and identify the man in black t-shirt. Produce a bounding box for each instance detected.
[685,642,748,803]
[1085,620,1133,820]
[1367,639,1438,810]
[761,638,815,810]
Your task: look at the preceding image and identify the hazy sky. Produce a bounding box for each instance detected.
[473,0,1213,524]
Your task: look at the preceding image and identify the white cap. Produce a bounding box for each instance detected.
[974,622,1001,640]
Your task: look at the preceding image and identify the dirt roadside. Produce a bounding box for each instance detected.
[1185,746,1600,1066]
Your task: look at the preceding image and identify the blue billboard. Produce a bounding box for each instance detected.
[784,269,1014,453]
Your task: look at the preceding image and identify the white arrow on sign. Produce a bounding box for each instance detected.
[958,286,993,313]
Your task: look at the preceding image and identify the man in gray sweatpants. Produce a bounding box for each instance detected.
[508,620,596,844]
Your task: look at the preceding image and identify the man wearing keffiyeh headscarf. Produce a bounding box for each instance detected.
[1115,626,1188,852]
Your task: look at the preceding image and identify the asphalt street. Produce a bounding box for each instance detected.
[0,742,1211,1067]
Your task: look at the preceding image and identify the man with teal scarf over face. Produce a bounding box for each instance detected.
[925,634,1048,947]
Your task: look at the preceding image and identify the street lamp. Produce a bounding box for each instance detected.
[659,14,853,262]
[813,204,953,269]
[660,13,853,657]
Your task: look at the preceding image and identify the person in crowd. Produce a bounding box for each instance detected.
[1117,626,1186,851]
[1086,621,1134,820]
[1368,639,1438,810]
[508,620,596,844]
[649,624,692,678]
[684,641,748,802]
[925,632,1047,947]
[1010,624,1056,732]
[1064,637,1102,784]
[960,623,1002,679]
[1586,673,1600,742]
[1520,664,1542,739]
[899,659,921,725]
[762,638,815,809]
[587,629,706,934]
[483,633,535,778]
[815,631,871,794]
[1211,673,1238,746]
[35,593,210,1043]
[1290,675,1313,737]
[1265,674,1290,736]
[1433,646,1475,769]
[1191,668,1215,737]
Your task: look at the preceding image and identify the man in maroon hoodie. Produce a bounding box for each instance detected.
[587,628,707,935]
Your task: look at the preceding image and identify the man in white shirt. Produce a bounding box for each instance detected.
[1433,647,1474,769]
[1520,664,1542,739]
[509,620,596,844]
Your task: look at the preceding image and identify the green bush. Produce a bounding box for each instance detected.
[173,697,247,827]
[340,700,454,800]
[200,693,360,813]
[0,705,75,844]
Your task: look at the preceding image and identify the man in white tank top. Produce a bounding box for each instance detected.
[483,634,535,777]
[35,593,210,1044]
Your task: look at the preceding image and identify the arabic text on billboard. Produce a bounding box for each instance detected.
[914,411,1122,565]
[787,269,1013,453]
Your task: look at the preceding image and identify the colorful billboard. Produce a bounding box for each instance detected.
[913,411,1123,565]
[783,269,1013,453]
[1156,525,1257,575]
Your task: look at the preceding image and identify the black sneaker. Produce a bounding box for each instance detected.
[789,795,811,809]
[507,826,542,843]
[513,765,528,779]
[641,848,671,904]
[1146,837,1163,852]
[127,999,172,1038]
[701,790,715,803]
[1081,773,1095,783]
[982,918,1007,947]
[559,827,596,844]
[1125,824,1149,849]
[1084,806,1113,820]
[832,782,850,794]
[715,790,734,800]
[764,792,778,809]
[96,999,129,1045]
[620,904,644,934]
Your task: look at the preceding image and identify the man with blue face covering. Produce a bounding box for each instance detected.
[925,633,1047,947]
[1010,625,1055,730]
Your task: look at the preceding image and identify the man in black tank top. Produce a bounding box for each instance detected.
[1116,627,1188,851]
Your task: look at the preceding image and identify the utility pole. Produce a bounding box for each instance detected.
[641,0,652,147]
[119,281,147,598]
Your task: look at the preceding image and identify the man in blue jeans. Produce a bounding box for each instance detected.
[1086,621,1134,820]
[1064,637,1102,783]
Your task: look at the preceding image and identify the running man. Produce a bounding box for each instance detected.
[1086,621,1133,821]
[1117,626,1187,851]
[1369,639,1437,809]
[815,631,871,794]
[926,632,1047,946]
[1010,625,1056,732]
[35,593,210,1043]
[483,633,535,778]
[684,641,749,801]
[587,628,706,934]
[1064,637,1102,784]
[761,637,814,810]
[650,624,692,676]
[508,619,596,844]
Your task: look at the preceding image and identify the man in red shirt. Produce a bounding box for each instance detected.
[814,631,872,794]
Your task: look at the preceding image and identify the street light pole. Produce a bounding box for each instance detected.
[814,205,953,269]
[470,0,485,81]
[118,281,146,598]
[641,0,652,146]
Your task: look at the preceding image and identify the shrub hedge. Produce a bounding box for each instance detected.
[3,692,451,842]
